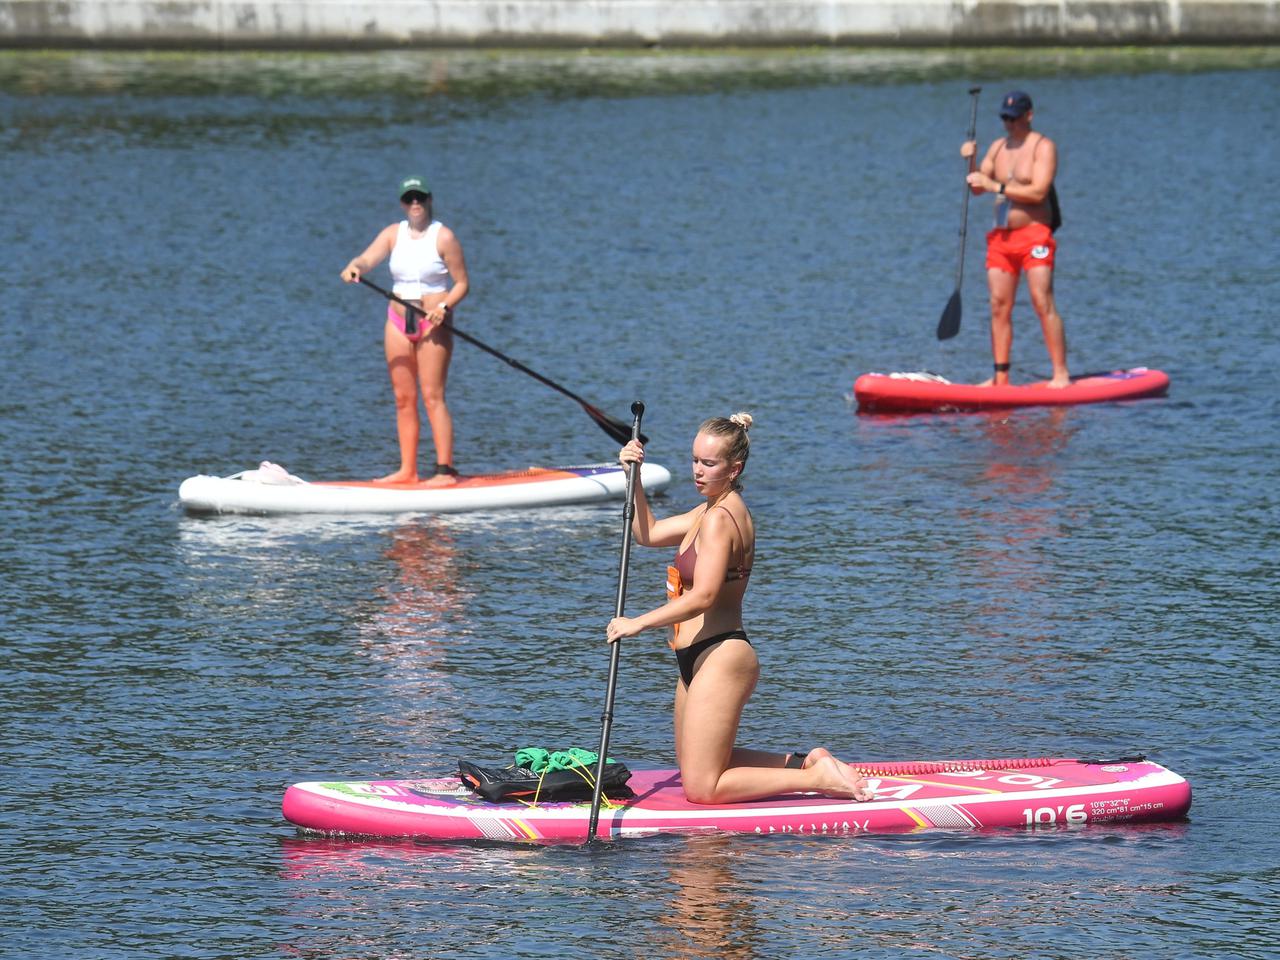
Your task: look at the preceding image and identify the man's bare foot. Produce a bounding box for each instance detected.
[810,754,875,802]
[977,377,995,387]
[423,472,459,488]
[373,470,418,484]
[1047,372,1071,388]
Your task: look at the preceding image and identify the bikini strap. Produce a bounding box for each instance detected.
[678,504,711,552]
[711,504,744,540]
[711,505,753,575]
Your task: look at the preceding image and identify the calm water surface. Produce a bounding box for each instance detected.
[2,49,1277,960]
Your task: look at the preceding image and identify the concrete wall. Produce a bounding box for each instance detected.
[2,0,1278,48]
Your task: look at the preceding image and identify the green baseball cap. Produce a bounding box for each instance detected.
[398,176,431,199]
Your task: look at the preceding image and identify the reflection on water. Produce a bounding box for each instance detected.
[175,510,409,550]
[356,521,467,740]
[276,832,774,960]
[962,407,1076,604]
[276,821,1196,960]
[278,834,476,881]
[954,409,1085,699]
[364,520,467,646]
[654,835,764,960]
[847,405,1092,739]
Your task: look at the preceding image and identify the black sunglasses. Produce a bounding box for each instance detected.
[401,192,431,205]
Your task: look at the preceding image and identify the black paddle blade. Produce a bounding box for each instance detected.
[586,403,649,447]
[936,290,962,340]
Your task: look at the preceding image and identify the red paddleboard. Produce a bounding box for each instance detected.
[854,367,1169,413]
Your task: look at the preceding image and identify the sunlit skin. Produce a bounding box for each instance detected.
[341,192,470,484]
[606,430,874,805]
[961,109,1070,389]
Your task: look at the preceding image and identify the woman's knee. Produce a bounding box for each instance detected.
[420,385,448,410]
[390,390,418,413]
[679,768,721,805]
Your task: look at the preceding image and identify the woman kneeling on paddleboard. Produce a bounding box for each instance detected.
[607,414,873,805]
[341,175,470,486]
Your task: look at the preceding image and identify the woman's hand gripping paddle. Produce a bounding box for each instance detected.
[586,401,645,843]
[356,276,645,445]
[937,86,982,341]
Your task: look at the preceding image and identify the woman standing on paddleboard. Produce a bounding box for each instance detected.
[341,176,470,486]
[607,414,873,805]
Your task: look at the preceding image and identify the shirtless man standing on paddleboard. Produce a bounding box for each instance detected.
[961,90,1070,388]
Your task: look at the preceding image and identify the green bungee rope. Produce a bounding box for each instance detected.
[514,747,613,773]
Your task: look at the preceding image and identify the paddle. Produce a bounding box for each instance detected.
[356,276,646,445]
[586,400,645,844]
[936,86,983,341]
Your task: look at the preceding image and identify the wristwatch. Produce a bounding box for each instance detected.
[998,182,1007,195]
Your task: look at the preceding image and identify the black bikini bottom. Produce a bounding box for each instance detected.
[675,629,751,687]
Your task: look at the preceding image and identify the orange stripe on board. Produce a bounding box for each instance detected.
[316,468,581,490]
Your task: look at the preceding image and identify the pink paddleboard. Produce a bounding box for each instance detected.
[283,755,1191,842]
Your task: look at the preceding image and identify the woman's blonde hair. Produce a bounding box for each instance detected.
[697,412,752,490]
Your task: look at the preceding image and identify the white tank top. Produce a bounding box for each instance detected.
[389,220,450,298]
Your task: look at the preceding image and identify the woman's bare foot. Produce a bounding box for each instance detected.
[799,747,830,768]
[810,754,875,802]
[373,469,418,484]
[421,464,459,488]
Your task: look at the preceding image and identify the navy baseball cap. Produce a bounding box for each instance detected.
[999,91,1033,119]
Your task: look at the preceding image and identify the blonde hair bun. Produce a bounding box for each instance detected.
[696,412,752,491]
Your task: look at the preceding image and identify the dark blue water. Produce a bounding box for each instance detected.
[2,49,1277,959]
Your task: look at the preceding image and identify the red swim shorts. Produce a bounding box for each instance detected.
[985,222,1056,274]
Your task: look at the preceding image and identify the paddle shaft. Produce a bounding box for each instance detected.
[936,86,982,341]
[954,87,982,288]
[356,276,642,445]
[586,401,645,843]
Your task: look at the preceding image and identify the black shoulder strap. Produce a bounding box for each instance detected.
[1031,135,1063,232]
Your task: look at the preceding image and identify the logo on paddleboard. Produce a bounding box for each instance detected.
[1100,765,1129,773]
[1031,245,1050,259]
